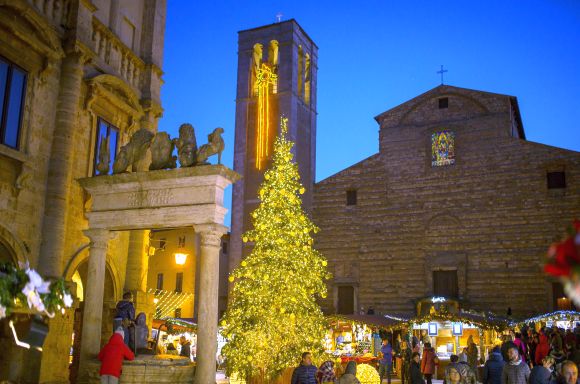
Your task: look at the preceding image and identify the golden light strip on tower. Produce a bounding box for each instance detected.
[255,63,277,170]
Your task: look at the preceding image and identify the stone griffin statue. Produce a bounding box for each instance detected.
[149,132,177,170]
[95,135,110,175]
[173,123,197,167]
[112,128,155,174]
[196,127,224,165]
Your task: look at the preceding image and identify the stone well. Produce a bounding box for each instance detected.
[87,354,194,383]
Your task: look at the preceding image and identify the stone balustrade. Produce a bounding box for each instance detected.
[92,18,144,89]
[28,0,71,29]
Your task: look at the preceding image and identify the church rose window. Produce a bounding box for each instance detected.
[431,131,455,166]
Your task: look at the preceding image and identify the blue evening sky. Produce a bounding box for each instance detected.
[159,1,580,228]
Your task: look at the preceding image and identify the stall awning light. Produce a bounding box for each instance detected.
[174,253,188,265]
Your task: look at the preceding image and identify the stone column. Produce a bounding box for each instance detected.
[39,50,85,277]
[78,229,111,377]
[125,230,155,330]
[193,224,227,384]
[125,230,150,292]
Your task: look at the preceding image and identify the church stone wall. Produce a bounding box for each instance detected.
[314,86,580,319]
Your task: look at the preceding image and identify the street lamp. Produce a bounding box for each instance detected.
[174,252,188,265]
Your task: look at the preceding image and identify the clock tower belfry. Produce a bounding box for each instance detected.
[229,19,318,275]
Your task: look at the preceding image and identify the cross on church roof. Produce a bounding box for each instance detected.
[437,65,448,85]
[276,12,283,23]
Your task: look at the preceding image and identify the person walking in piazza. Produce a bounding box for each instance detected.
[179,336,191,360]
[411,352,425,384]
[536,331,551,366]
[379,338,394,384]
[483,346,505,384]
[556,360,579,384]
[291,352,318,384]
[446,365,463,384]
[421,342,438,384]
[114,291,136,348]
[318,360,337,384]
[458,347,469,363]
[98,327,135,384]
[529,356,555,384]
[466,335,479,370]
[338,361,361,384]
[400,340,413,384]
[501,344,531,384]
[444,355,461,384]
[513,332,528,363]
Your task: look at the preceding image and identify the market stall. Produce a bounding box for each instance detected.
[401,297,510,380]
[325,314,403,372]
[152,317,198,360]
[521,310,580,331]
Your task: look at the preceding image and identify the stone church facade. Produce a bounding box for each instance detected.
[313,85,580,319]
[0,1,165,382]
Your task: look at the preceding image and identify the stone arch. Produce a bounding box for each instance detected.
[64,244,121,302]
[399,92,490,126]
[297,45,304,96]
[251,43,263,96]
[0,223,28,265]
[0,1,64,60]
[304,52,311,103]
[268,40,279,67]
[426,213,461,230]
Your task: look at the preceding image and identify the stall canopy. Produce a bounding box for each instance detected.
[328,314,406,330]
[520,310,580,327]
[407,309,511,331]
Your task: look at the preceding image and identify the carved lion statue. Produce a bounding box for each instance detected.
[196,127,225,165]
[173,123,197,167]
[149,132,177,170]
[112,128,155,174]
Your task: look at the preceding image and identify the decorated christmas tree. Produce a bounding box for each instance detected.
[222,117,330,380]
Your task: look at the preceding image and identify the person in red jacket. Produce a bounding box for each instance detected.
[421,342,438,384]
[98,328,135,383]
[535,331,550,366]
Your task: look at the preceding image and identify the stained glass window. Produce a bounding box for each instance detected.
[431,131,455,166]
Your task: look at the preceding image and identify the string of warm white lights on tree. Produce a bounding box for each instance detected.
[222,117,331,380]
[255,63,277,170]
[148,288,193,319]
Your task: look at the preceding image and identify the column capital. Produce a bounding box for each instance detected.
[194,224,228,248]
[83,228,113,249]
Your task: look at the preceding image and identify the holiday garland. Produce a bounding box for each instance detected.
[0,262,73,320]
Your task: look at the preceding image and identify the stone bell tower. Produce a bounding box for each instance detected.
[229,19,318,274]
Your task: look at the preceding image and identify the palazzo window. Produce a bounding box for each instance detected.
[431,130,455,167]
[156,273,164,290]
[0,57,27,149]
[94,118,119,175]
[547,171,566,189]
[346,190,357,206]
[175,272,183,293]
